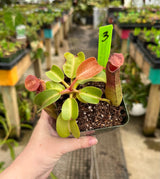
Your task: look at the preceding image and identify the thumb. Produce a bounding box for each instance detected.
[58,136,98,154]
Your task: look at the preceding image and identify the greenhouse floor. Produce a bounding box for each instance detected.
[0,25,160,179]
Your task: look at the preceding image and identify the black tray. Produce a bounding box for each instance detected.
[137,39,160,68]
[137,37,157,48]
[153,24,160,29]
[107,7,124,17]
[129,33,138,43]
[117,21,152,29]
[0,49,25,63]
[0,49,30,70]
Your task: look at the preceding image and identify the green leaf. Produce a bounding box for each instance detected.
[34,89,61,110]
[4,11,14,31]
[34,48,44,60]
[0,162,5,173]
[45,65,64,82]
[0,116,9,136]
[56,113,70,138]
[50,172,58,179]
[46,81,65,91]
[77,70,106,85]
[0,169,5,174]
[15,11,25,26]
[6,142,15,160]
[76,51,85,62]
[63,52,85,79]
[0,162,5,169]
[76,93,87,103]
[25,108,31,121]
[62,98,79,120]
[70,119,80,138]
[79,86,102,104]
[6,139,19,147]
[5,139,19,160]
[21,123,33,130]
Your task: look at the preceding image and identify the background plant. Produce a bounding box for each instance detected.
[0,40,25,58]
[147,44,160,57]
[0,98,19,173]
[0,84,36,173]
[121,61,150,110]
[16,84,37,126]
[133,28,141,36]
[0,7,26,39]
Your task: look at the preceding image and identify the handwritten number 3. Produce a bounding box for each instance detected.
[102,31,109,42]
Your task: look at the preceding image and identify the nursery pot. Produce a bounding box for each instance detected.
[53,81,129,137]
[129,103,146,116]
[79,54,128,136]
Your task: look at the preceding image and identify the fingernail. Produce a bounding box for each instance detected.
[89,138,98,146]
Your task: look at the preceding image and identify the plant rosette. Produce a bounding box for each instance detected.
[25,52,129,138]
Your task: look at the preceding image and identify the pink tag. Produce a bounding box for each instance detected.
[121,30,131,39]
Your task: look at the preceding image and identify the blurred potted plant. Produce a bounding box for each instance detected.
[138,28,158,46]
[0,40,26,63]
[16,84,37,127]
[73,1,93,25]
[122,72,150,116]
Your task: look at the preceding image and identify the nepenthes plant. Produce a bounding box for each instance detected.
[25,52,124,138]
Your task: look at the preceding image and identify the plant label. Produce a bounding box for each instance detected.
[16,25,26,39]
[98,25,113,67]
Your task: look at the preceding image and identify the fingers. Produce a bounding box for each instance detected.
[39,110,98,154]
[58,136,98,154]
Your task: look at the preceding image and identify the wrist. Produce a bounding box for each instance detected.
[0,143,50,179]
[0,148,37,179]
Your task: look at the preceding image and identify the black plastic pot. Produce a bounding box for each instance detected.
[144,50,160,68]
[153,20,160,29]
[0,49,29,70]
[86,15,93,25]
[80,99,129,136]
[42,23,52,29]
[129,33,138,43]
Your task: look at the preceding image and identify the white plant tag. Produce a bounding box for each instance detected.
[16,25,26,39]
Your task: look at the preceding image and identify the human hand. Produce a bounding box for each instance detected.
[0,110,98,179]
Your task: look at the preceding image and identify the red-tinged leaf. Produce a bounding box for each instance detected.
[76,57,103,80]
[25,75,40,92]
[108,53,124,72]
